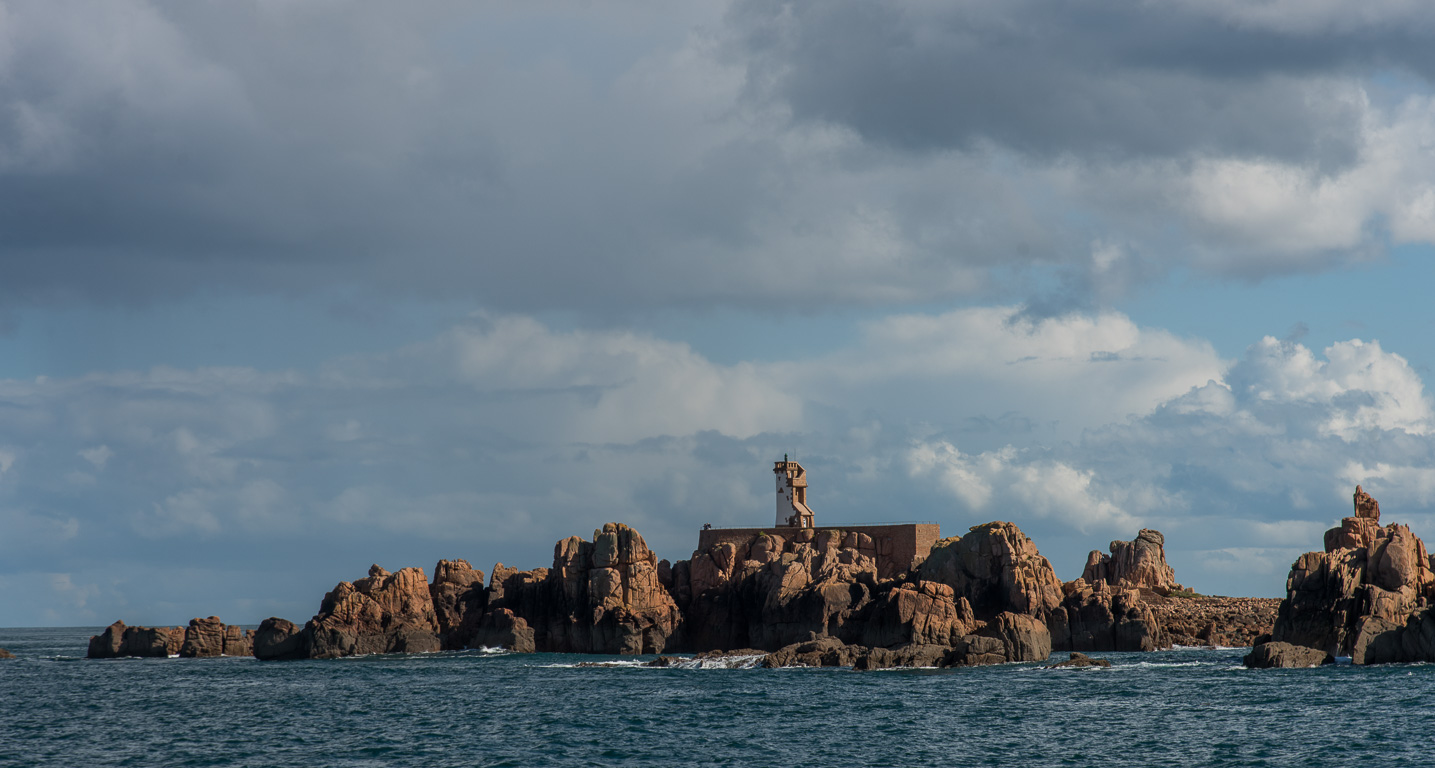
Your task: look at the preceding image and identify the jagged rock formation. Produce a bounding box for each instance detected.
[95,518,1280,664]
[178,617,255,658]
[678,527,882,651]
[1353,484,1380,520]
[917,522,1063,618]
[1081,529,1183,595]
[305,565,444,658]
[88,618,254,659]
[253,618,306,661]
[1049,527,1273,652]
[1051,579,1162,651]
[1243,641,1332,669]
[429,559,487,649]
[674,521,1057,666]
[488,523,682,654]
[856,580,977,648]
[87,620,185,658]
[105,519,1130,665]
[1251,486,1435,666]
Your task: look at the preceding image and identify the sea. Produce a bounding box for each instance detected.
[2,626,1434,767]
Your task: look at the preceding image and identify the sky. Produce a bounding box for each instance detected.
[5,0,1435,626]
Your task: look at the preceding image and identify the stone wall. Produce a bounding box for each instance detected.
[697,523,940,580]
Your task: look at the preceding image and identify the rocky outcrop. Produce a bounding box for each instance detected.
[305,565,443,659]
[1259,486,1435,665]
[986,611,1052,661]
[1081,529,1183,594]
[856,580,978,648]
[178,617,255,658]
[917,522,1063,619]
[94,517,1288,664]
[1242,641,1333,669]
[1353,484,1380,520]
[87,621,127,658]
[253,618,306,661]
[673,521,1058,666]
[492,523,682,654]
[429,559,487,649]
[760,614,1051,670]
[1050,580,1162,652]
[679,527,881,651]
[87,620,186,659]
[0,648,14,659]
[469,608,535,653]
[761,635,867,668]
[852,643,955,670]
[1051,528,1280,651]
[255,565,451,660]
[1046,651,1111,669]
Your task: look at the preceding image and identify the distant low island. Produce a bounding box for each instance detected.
[87,460,1430,670]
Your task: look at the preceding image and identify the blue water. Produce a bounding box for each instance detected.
[3,627,1435,767]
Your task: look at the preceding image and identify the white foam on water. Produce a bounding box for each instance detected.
[1107,660,1210,669]
[539,659,653,669]
[660,654,765,670]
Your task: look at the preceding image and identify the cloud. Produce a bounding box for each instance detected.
[803,306,1225,442]
[6,306,1435,618]
[78,445,112,470]
[729,0,1426,162]
[0,306,1236,622]
[891,330,1435,594]
[1,0,1432,318]
[906,442,1143,533]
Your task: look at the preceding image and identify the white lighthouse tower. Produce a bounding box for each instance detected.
[774,455,815,528]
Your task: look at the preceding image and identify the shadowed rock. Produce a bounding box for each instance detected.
[178,617,255,658]
[470,608,535,653]
[87,620,185,659]
[490,523,682,654]
[253,618,306,661]
[429,559,487,649]
[1046,651,1111,669]
[1243,641,1333,669]
[1051,580,1163,652]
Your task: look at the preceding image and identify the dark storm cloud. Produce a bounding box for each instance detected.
[727,0,1432,164]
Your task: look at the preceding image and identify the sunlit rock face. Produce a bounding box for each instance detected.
[1259,486,1435,665]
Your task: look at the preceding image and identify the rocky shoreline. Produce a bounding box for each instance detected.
[87,520,1283,668]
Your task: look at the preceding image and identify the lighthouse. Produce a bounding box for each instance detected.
[774,455,815,528]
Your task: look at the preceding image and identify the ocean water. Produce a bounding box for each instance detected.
[3,627,1434,767]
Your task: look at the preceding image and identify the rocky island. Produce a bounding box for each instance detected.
[1246,485,1435,667]
[89,459,1279,667]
